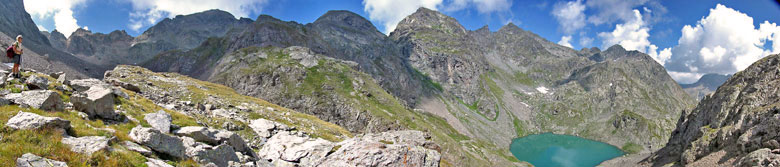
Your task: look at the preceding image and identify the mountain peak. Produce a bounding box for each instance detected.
[174,9,235,20]
[393,7,466,35]
[314,10,376,31]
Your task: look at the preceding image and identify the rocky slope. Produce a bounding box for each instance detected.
[1,65,441,167]
[680,73,732,100]
[140,7,694,166]
[390,7,694,152]
[640,54,780,166]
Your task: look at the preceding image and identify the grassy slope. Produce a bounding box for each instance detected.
[0,68,352,166]
[210,46,520,166]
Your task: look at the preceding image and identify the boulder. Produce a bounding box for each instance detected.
[319,130,441,167]
[16,153,68,167]
[68,79,107,92]
[182,136,240,167]
[56,73,67,84]
[24,75,49,90]
[174,126,252,155]
[256,131,334,166]
[249,119,280,138]
[144,110,172,133]
[737,148,780,167]
[6,90,65,111]
[61,136,113,155]
[121,141,154,156]
[5,111,70,130]
[129,126,186,159]
[107,78,141,93]
[49,71,64,79]
[71,86,120,120]
[145,158,173,167]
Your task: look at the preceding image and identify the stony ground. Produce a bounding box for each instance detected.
[2,66,442,167]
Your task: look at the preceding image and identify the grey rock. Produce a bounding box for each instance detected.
[122,141,153,156]
[319,130,440,167]
[49,71,64,79]
[737,148,780,167]
[16,153,68,167]
[248,119,279,138]
[5,111,70,130]
[173,126,252,156]
[222,121,243,131]
[256,131,334,166]
[107,79,141,93]
[144,110,172,133]
[145,158,173,167]
[181,136,240,167]
[71,86,120,120]
[129,126,186,159]
[68,79,106,92]
[24,75,48,90]
[56,73,67,84]
[61,136,112,155]
[7,90,65,111]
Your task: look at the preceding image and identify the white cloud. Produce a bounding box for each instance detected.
[665,4,778,75]
[552,0,586,34]
[363,0,443,34]
[37,25,48,32]
[579,36,593,47]
[126,0,268,32]
[667,71,703,84]
[598,9,671,65]
[446,0,512,13]
[585,0,648,25]
[558,35,573,48]
[24,0,86,37]
[598,10,650,51]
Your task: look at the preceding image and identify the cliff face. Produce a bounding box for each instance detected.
[646,54,780,166]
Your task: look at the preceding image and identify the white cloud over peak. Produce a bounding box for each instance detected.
[37,25,48,32]
[667,71,704,84]
[551,0,586,35]
[446,0,512,13]
[558,36,573,48]
[363,0,513,34]
[665,4,780,76]
[126,0,268,32]
[363,0,442,34]
[598,9,670,66]
[24,0,87,37]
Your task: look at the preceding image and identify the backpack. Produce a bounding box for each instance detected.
[5,45,13,58]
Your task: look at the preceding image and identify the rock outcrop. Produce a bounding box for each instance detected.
[71,85,121,120]
[6,90,65,111]
[16,153,68,167]
[61,136,113,155]
[173,126,252,156]
[644,54,780,166]
[321,131,441,167]
[144,110,172,133]
[24,75,49,90]
[5,111,70,130]
[129,126,186,159]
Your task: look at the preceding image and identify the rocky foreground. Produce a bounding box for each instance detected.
[2,65,440,167]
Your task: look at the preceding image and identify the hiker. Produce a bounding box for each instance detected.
[11,35,22,78]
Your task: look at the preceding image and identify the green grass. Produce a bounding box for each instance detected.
[513,118,526,137]
[621,142,643,154]
[513,71,536,86]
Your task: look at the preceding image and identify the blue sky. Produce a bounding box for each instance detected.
[23,0,780,83]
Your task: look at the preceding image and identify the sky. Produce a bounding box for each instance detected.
[23,0,780,84]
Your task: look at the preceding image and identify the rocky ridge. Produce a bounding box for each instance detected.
[0,66,440,167]
[638,54,780,166]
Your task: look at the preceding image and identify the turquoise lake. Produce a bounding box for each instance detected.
[509,133,625,167]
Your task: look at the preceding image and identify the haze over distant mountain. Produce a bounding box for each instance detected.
[679,73,732,100]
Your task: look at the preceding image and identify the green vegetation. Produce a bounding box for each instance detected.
[621,142,643,154]
[513,71,536,86]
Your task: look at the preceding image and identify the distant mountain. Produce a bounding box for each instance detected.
[0,0,105,79]
[140,7,695,166]
[44,9,252,68]
[679,73,732,100]
[643,54,780,166]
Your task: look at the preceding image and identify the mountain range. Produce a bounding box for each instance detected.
[6,0,779,166]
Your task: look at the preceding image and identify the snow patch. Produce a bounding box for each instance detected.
[536,87,549,94]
